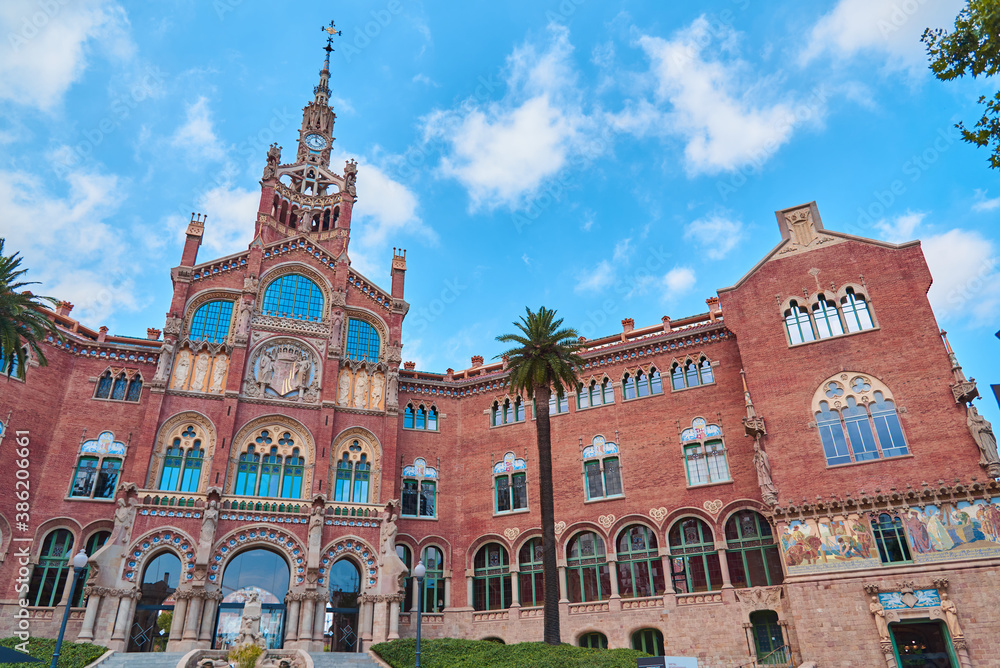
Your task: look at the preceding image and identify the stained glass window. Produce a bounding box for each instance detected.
[668,518,721,593]
[27,529,74,607]
[234,447,260,496]
[582,436,623,500]
[95,371,112,398]
[125,376,143,402]
[262,275,324,321]
[725,510,784,588]
[190,300,234,343]
[473,544,510,611]
[281,449,304,498]
[616,525,665,598]
[345,318,380,361]
[567,532,611,602]
[421,546,447,612]
[111,374,127,400]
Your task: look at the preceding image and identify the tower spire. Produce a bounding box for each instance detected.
[296,20,340,167]
[314,20,340,106]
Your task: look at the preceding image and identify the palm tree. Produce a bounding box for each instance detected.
[0,239,60,379]
[496,306,583,645]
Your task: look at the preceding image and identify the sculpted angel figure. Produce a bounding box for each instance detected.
[171,350,191,388]
[210,356,228,393]
[192,353,211,391]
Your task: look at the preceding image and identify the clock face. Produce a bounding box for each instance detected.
[304,133,327,150]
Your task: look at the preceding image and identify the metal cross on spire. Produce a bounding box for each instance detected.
[322,19,342,54]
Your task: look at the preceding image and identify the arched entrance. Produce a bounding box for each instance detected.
[128,552,179,652]
[213,548,290,650]
[325,559,361,652]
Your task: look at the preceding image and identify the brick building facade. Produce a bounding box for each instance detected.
[1,49,999,668]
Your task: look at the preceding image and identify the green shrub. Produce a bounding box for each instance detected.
[0,637,108,668]
[372,638,651,668]
[228,643,264,668]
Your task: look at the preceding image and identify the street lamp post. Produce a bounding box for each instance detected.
[413,561,426,668]
[51,548,89,668]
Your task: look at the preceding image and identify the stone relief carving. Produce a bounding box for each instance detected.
[344,159,358,199]
[784,207,818,247]
[386,369,399,408]
[371,371,384,410]
[153,340,174,382]
[353,369,369,408]
[329,309,344,352]
[210,356,228,393]
[171,349,192,388]
[192,352,211,391]
[734,585,783,613]
[244,340,321,403]
[164,315,182,336]
[870,596,890,641]
[337,369,351,406]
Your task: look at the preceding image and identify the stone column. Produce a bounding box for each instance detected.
[168,595,189,649]
[953,638,972,668]
[372,597,389,643]
[443,577,451,611]
[717,547,733,589]
[182,593,203,641]
[313,595,327,646]
[110,591,137,644]
[298,595,314,642]
[359,594,375,649]
[285,596,301,640]
[388,596,401,640]
[411,578,420,614]
[558,566,569,603]
[466,576,474,608]
[607,559,621,599]
[660,554,675,595]
[199,592,222,642]
[510,571,521,608]
[78,588,101,641]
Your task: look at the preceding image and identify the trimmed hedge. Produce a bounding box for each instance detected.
[372,638,651,668]
[0,637,108,668]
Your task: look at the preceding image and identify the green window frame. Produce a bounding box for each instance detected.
[668,517,722,594]
[70,455,121,499]
[725,510,784,588]
[579,632,608,649]
[234,447,260,496]
[583,456,623,500]
[871,513,912,564]
[518,538,544,607]
[616,525,666,598]
[841,288,874,332]
[73,531,111,606]
[632,628,665,656]
[27,529,74,607]
[750,610,788,664]
[784,300,816,344]
[683,439,730,486]
[495,472,527,514]
[566,532,611,603]
[473,543,511,611]
[396,544,413,612]
[420,546,446,612]
[812,295,844,339]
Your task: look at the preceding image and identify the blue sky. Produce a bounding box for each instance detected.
[1,0,998,423]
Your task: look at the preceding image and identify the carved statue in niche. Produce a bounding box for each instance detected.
[753,442,779,506]
[344,160,358,199]
[353,369,369,408]
[967,404,1000,476]
[308,506,324,557]
[192,352,211,391]
[386,369,399,408]
[329,310,343,350]
[236,300,253,338]
[337,370,351,406]
[153,340,174,382]
[869,596,890,641]
[210,356,228,393]
[197,500,219,564]
[171,349,192,388]
[371,372,384,410]
[940,593,964,638]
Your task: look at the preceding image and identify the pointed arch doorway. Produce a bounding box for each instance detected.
[325,559,361,652]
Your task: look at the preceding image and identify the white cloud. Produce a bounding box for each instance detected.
[684,213,745,259]
[923,229,1000,324]
[663,266,696,295]
[421,24,594,210]
[613,238,632,263]
[412,73,439,87]
[972,189,1000,212]
[630,17,821,175]
[172,97,225,160]
[0,0,131,110]
[0,167,144,325]
[801,0,965,73]
[874,211,925,244]
[575,260,614,293]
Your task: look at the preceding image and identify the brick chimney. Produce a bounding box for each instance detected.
[55,301,74,316]
[147,328,162,341]
[445,368,454,381]
[621,318,634,341]
[706,297,721,321]
[97,326,108,343]
[471,355,484,368]
[403,361,416,370]
[662,316,672,333]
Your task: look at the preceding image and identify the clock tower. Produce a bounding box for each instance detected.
[296,27,338,167]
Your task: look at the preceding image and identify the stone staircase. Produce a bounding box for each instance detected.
[309,652,381,667]
[98,652,186,668]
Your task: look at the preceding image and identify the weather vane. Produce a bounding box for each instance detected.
[322,20,342,54]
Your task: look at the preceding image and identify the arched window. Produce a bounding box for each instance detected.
[672,358,713,390]
[189,300,235,343]
[680,418,730,486]
[111,373,128,401]
[577,378,613,408]
[518,538,544,607]
[126,375,143,402]
[405,403,439,431]
[725,511,784,588]
[685,360,699,387]
[626,367,662,398]
[671,363,685,391]
[493,452,527,514]
[548,391,569,414]
[812,295,844,339]
[0,346,25,379]
[261,274,324,321]
[813,375,909,466]
[491,398,525,426]
[784,300,815,345]
[871,514,911,564]
[233,429,306,498]
[750,611,787,663]
[841,287,874,332]
[396,545,413,612]
[70,431,125,499]
[698,357,714,384]
[623,372,636,400]
[159,425,204,493]
[345,318,380,361]
[95,371,113,398]
[27,529,74,607]
[332,439,371,504]
[632,628,665,656]
[566,532,611,603]
[582,435,623,500]
[401,458,437,518]
[616,525,665,598]
[73,530,111,606]
[420,546,446,612]
[472,543,511,611]
[668,518,722,593]
[579,632,608,649]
